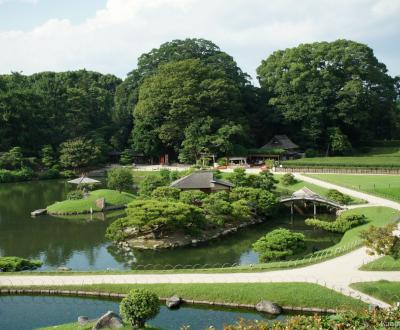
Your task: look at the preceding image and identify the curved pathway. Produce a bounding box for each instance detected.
[1,173,400,308]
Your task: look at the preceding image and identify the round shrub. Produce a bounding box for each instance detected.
[326,189,352,205]
[120,289,160,329]
[253,228,306,262]
[280,173,296,186]
[179,190,207,206]
[151,186,180,200]
[66,190,84,200]
[107,167,134,192]
[0,256,43,272]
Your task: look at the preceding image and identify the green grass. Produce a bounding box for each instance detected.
[360,256,400,271]
[350,281,400,305]
[306,174,400,202]
[274,175,365,204]
[5,282,368,311]
[37,322,134,330]
[46,189,135,214]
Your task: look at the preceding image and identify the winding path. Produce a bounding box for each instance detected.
[1,173,400,308]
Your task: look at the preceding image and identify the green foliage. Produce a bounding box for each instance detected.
[305,214,367,233]
[0,256,42,271]
[202,191,235,226]
[227,168,248,187]
[252,228,306,261]
[41,145,55,168]
[66,190,84,200]
[257,39,397,149]
[280,173,296,186]
[119,289,160,329]
[0,146,25,170]
[38,168,61,180]
[360,223,399,258]
[106,200,206,240]
[59,138,104,170]
[247,171,277,191]
[328,127,353,155]
[230,187,278,217]
[326,189,352,205]
[179,190,207,206]
[0,169,36,183]
[138,175,168,196]
[107,167,134,192]
[119,149,135,165]
[151,186,180,200]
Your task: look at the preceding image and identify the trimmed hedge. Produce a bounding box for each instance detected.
[305,214,367,233]
[0,256,43,272]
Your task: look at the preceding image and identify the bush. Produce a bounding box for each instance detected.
[66,189,84,200]
[138,175,168,196]
[280,173,296,186]
[305,214,367,233]
[247,171,277,191]
[304,148,318,157]
[38,168,60,180]
[253,228,306,262]
[360,223,399,258]
[179,190,207,206]
[151,186,180,200]
[202,191,233,226]
[227,168,248,187]
[0,257,43,272]
[230,187,278,217]
[107,167,134,192]
[326,189,352,205]
[120,289,160,329]
[60,170,75,178]
[0,168,36,183]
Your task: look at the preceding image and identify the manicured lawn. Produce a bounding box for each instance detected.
[47,189,135,214]
[350,281,400,305]
[306,174,400,202]
[283,147,400,168]
[6,282,368,311]
[274,175,365,204]
[360,256,400,271]
[37,323,135,330]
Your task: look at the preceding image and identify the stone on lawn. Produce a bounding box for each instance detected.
[166,295,182,309]
[92,311,123,329]
[255,300,282,315]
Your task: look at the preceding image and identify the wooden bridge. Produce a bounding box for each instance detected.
[279,187,345,216]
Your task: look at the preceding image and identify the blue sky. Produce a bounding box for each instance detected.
[0,0,399,80]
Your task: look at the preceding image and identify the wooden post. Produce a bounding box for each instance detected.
[291,202,294,215]
[313,203,316,217]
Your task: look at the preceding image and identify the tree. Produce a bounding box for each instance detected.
[41,145,55,168]
[179,190,207,206]
[280,173,296,186]
[107,167,134,192]
[230,187,278,217]
[360,224,399,258]
[328,127,352,155]
[120,289,160,329]
[257,39,397,149]
[202,191,234,225]
[247,171,277,191]
[253,228,306,262]
[227,168,248,187]
[151,186,180,200]
[59,138,103,171]
[132,58,245,159]
[106,200,206,240]
[0,147,24,170]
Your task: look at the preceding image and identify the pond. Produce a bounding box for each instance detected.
[0,295,290,330]
[0,180,341,270]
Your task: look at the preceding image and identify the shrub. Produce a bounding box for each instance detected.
[151,186,180,200]
[305,214,367,233]
[120,289,160,329]
[230,187,278,217]
[179,190,207,206]
[304,148,318,158]
[66,189,84,200]
[360,223,399,258]
[60,170,75,178]
[138,175,168,196]
[0,257,42,272]
[38,168,60,180]
[107,167,134,192]
[326,189,352,205]
[106,200,206,241]
[247,171,277,191]
[0,169,14,183]
[280,173,296,186]
[227,168,248,187]
[253,228,306,262]
[203,191,233,226]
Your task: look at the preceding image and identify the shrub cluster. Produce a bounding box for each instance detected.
[326,189,352,205]
[227,168,277,191]
[252,228,306,262]
[280,173,296,186]
[0,256,43,272]
[305,214,367,233]
[66,189,84,200]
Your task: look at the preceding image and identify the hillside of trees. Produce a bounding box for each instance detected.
[0,38,399,170]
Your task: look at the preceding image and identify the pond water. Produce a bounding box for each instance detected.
[0,295,290,330]
[0,180,341,270]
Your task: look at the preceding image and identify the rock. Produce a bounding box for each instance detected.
[92,311,123,329]
[57,266,71,271]
[31,209,47,216]
[78,316,90,325]
[166,295,182,309]
[95,198,105,211]
[255,300,282,315]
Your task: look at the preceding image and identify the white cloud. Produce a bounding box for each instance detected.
[0,0,399,79]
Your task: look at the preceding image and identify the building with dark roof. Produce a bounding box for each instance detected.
[262,135,299,150]
[170,171,234,193]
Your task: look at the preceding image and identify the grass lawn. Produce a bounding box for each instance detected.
[306,174,400,202]
[37,323,135,330]
[360,256,400,271]
[274,175,365,204]
[5,282,368,311]
[283,147,400,168]
[47,189,135,214]
[350,281,400,305]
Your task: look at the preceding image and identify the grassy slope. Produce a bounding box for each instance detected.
[350,281,400,305]
[283,147,400,168]
[306,174,400,202]
[8,283,367,311]
[274,175,365,204]
[47,189,135,214]
[37,323,134,330]
[360,256,400,271]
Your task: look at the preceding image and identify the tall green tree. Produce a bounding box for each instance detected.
[257,39,397,150]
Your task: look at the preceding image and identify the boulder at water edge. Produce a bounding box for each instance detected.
[166,295,182,309]
[255,300,282,315]
[78,316,90,325]
[92,311,123,329]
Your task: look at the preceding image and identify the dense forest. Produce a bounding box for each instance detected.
[0,38,399,172]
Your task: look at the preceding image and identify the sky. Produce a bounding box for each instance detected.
[0,0,399,82]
